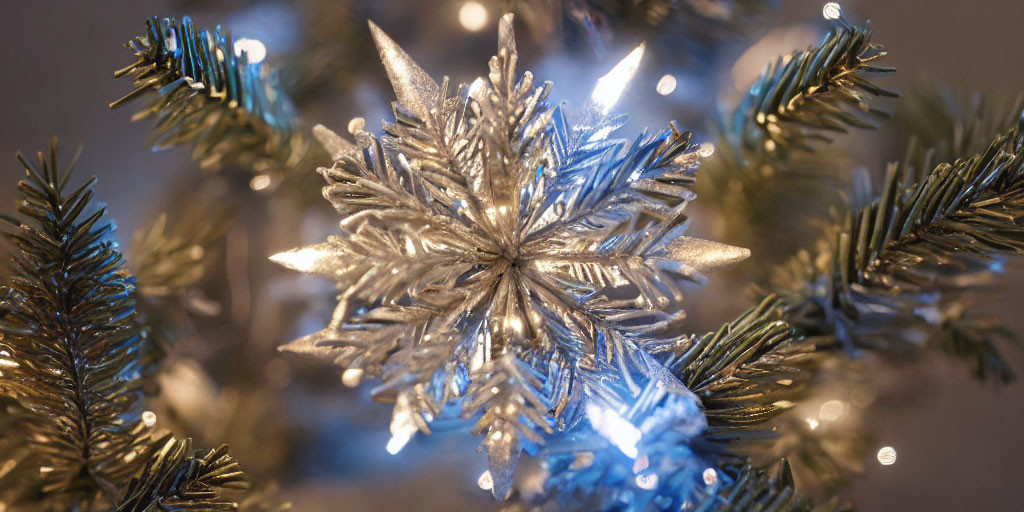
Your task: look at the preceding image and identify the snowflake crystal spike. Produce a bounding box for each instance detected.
[272,14,748,498]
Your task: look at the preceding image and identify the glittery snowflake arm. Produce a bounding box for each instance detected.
[111,16,306,176]
[527,457,847,512]
[273,14,748,501]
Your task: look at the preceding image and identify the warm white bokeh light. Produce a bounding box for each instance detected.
[459,2,488,32]
[234,38,267,64]
[656,74,677,95]
[822,2,842,20]
[877,446,897,465]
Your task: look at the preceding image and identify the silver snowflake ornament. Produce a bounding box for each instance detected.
[272,14,748,498]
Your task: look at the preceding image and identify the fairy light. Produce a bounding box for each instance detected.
[656,74,677,95]
[478,470,494,490]
[458,2,488,32]
[141,410,157,428]
[822,2,842,20]
[342,368,364,387]
[234,38,267,64]
[591,44,646,114]
[877,446,897,465]
[270,247,327,273]
[702,467,718,486]
[819,399,848,421]
[635,473,658,489]
[250,174,272,191]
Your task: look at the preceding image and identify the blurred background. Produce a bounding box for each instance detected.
[1,0,1022,509]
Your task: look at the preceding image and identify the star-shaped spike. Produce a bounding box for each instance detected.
[368,20,440,119]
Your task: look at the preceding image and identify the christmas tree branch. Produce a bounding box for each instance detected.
[665,295,823,443]
[0,140,248,510]
[117,437,248,512]
[701,19,896,256]
[110,16,307,177]
[0,141,152,505]
[692,460,849,512]
[771,111,1024,380]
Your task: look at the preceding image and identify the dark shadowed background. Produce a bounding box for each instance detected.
[1,0,1022,509]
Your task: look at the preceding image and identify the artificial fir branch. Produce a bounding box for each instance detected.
[117,437,248,512]
[701,20,895,259]
[690,460,849,512]
[895,84,1024,169]
[770,111,1024,377]
[0,140,249,510]
[0,141,152,506]
[128,192,232,354]
[664,295,822,442]
[725,21,896,155]
[110,16,307,178]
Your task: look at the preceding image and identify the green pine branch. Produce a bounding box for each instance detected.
[0,140,249,510]
[692,460,849,512]
[110,16,307,177]
[665,295,823,442]
[700,20,896,260]
[771,110,1024,380]
[726,21,896,156]
[117,437,248,512]
[0,141,152,506]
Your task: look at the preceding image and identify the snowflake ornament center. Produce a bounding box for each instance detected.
[272,13,749,500]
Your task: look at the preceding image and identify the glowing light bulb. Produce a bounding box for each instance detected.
[387,393,419,455]
[635,473,658,489]
[141,410,157,428]
[702,468,718,486]
[697,142,716,158]
[478,470,494,490]
[877,446,897,465]
[342,368,364,387]
[386,433,412,455]
[234,38,266,64]
[459,2,488,32]
[270,247,327,273]
[819,399,847,421]
[250,174,272,191]
[807,418,820,430]
[585,403,641,458]
[656,74,677,95]
[822,2,842,20]
[591,44,646,114]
